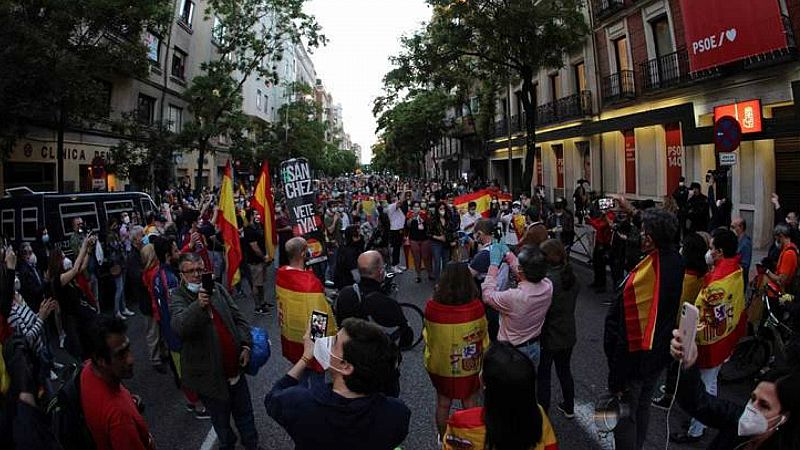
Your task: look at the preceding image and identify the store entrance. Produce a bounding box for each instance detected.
[775,137,800,211]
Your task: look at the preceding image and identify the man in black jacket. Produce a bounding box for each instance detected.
[604,208,684,450]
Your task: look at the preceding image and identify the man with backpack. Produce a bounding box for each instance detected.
[80,315,154,449]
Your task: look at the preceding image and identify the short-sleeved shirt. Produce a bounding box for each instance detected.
[776,243,798,288]
[243,225,265,265]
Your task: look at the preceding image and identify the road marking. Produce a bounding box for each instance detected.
[200,427,216,450]
[573,400,615,450]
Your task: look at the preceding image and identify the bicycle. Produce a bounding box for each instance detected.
[719,285,795,383]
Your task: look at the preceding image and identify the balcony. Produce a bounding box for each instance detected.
[640,48,691,92]
[592,0,625,23]
[537,91,593,126]
[601,70,636,103]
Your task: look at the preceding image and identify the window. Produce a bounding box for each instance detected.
[104,200,135,223]
[58,203,98,237]
[168,105,182,132]
[21,208,38,241]
[96,80,113,117]
[614,36,630,72]
[212,16,226,46]
[549,72,562,101]
[137,94,156,124]
[257,89,263,110]
[1,210,14,240]
[144,32,160,63]
[650,16,673,58]
[140,199,155,216]
[470,96,480,114]
[264,94,269,112]
[574,62,586,92]
[171,48,187,80]
[179,0,195,27]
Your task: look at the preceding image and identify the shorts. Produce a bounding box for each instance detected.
[248,263,265,288]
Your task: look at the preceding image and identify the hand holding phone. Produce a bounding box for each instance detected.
[201,272,214,296]
[677,303,699,366]
[309,310,329,341]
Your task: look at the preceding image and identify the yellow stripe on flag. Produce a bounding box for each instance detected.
[216,162,241,288]
[276,286,336,343]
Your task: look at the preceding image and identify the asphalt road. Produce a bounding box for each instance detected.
[103,261,752,450]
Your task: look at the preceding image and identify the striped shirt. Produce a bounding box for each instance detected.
[9,299,44,354]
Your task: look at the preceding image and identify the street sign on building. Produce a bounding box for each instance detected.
[719,152,737,166]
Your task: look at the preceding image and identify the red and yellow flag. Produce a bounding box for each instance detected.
[695,257,746,368]
[216,161,242,289]
[443,406,558,450]
[424,299,488,400]
[276,266,336,372]
[453,189,512,217]
[251,161,277,260]
[622,251,661,352]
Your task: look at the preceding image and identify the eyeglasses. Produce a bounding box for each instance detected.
[181,268,204,275]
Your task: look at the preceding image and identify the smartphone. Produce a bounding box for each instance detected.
[201,272,214,295]
[678,303,699,364]
[598,197,615,210]
[309,310,329,341]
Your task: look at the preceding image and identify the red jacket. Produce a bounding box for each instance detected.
[587,213,613,246]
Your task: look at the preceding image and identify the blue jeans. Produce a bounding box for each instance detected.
[516,339,541,367]
[199,377,259,450]
[113,275,126,315]
[430,241,450,281]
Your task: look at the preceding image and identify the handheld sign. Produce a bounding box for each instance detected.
[280,158,327,265]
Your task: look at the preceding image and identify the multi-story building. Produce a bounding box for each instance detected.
[426,0,800,247]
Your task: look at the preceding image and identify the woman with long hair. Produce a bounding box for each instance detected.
[442,342,558,450]
[429,202,457,281]
[406,201,432,283]
[537,239,579,418]
[425,262,488,439]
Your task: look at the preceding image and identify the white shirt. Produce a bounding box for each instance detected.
[388,202,406,231]
[460,212,480,232]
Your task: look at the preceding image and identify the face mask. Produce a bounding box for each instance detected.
[28,253,37,266]
[14,276,21,292]
[62,257,73,271]
[513,207,520,214]
[421,203,427,209]
[186,282,201,293]
[123,216,130,224]
[679,182,685,187]
[42,233,49,243]
[313,336,344,372]
[275,207,282,213]
[469,209,476,215]
[705,249,715,266]
[737,401,778,436]
[439,209,446,215]
[142,235,150,246]
[413,207,421,213]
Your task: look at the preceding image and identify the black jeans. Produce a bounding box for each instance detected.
[389,230,404,266]
[592,243,608,287]
[614,373,659,450]
[537,347,575,412]
[199,376,259,450]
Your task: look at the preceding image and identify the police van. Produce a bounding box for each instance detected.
[0,186,157,256]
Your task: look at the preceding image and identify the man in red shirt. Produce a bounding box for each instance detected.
[81,315,154,450]
[765,222,798,293]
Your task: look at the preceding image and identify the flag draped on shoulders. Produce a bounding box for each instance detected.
[622,251,662,352]
[423,299,488,400]
[275,266,336,372]
[695,257,746,368]
[251,161,277,260]
[443,406,558,450]
[216,161,242,289]
[453,189,512,217]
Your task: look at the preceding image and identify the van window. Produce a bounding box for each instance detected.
[105,200,135,222]
[1,210,14,240]
[140,199,154,215]
[59,202,99,236]
[21,208,38,241]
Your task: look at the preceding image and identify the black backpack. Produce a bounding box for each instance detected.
[46,363,96,450]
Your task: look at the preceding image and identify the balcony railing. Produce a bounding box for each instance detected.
[640,48,691,92]
[592,0,625,22]
[601,70,636,103]
[538,91,593,126]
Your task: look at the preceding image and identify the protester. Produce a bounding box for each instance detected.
[424,262,488,438]
[16,242,45,313]
[732,217,753,289]
[334,225,364,289]
[460,201,481,233]
[537,239,578,418]
[429,202,457,281]
[442,341,558,450]
[243,210,272,315]
[586,206,613,293]
[265,318,411,450]
[81,315,154,450]
[765,223,797,294]
[687,182,709,233]
[387,193,409,272]
[604,208,684,450]
[545,198,575,247]
[482,243,552,365]
[170,252,259,450]
[670,329,800,450]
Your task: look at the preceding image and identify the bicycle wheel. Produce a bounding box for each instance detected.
[399,302,425,351]
[720,338,770,383]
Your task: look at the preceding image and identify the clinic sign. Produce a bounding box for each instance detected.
[280,158,327,264]
[10,140,113,163]
[679,0,787,72]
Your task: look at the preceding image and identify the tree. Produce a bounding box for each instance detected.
[386,0,589,193]
[0,0,172,190]
[181,0,324,193]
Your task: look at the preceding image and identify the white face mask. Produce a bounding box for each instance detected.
[186,282,201,293]
[738,401,783,436]
[705,249,715,266]
[62,257,73,271]
[123,216,130,224]
[313,336,344,372]
[28,253,37,266]
[42,234,49,244]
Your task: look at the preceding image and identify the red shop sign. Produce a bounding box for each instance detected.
[624,130,636,194]
[713,99,763,134]
[535,147,543,186]
[679,0,787,72]
[665,123,683,194]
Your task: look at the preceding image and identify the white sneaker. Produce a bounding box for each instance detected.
[122,309,135,317]
[59,334,66,349]
[115,312,128,321]
[397,265,407,271]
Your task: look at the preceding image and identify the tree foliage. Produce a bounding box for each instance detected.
[384,0,589,191]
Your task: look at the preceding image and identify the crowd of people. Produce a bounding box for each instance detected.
[0,169,799,450]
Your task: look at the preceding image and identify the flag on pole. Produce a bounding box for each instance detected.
[453,189,512,217]
[252,161,277,260]
[216,161,242,288]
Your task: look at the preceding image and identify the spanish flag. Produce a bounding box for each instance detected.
[695,257,746,369]
[424,299,488,400]
[251,161,277,260]
[453,189,512,217]
[276,266,336,372]
[443,406,558,450]
[622,251,661,352]
[216,161,242,289]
